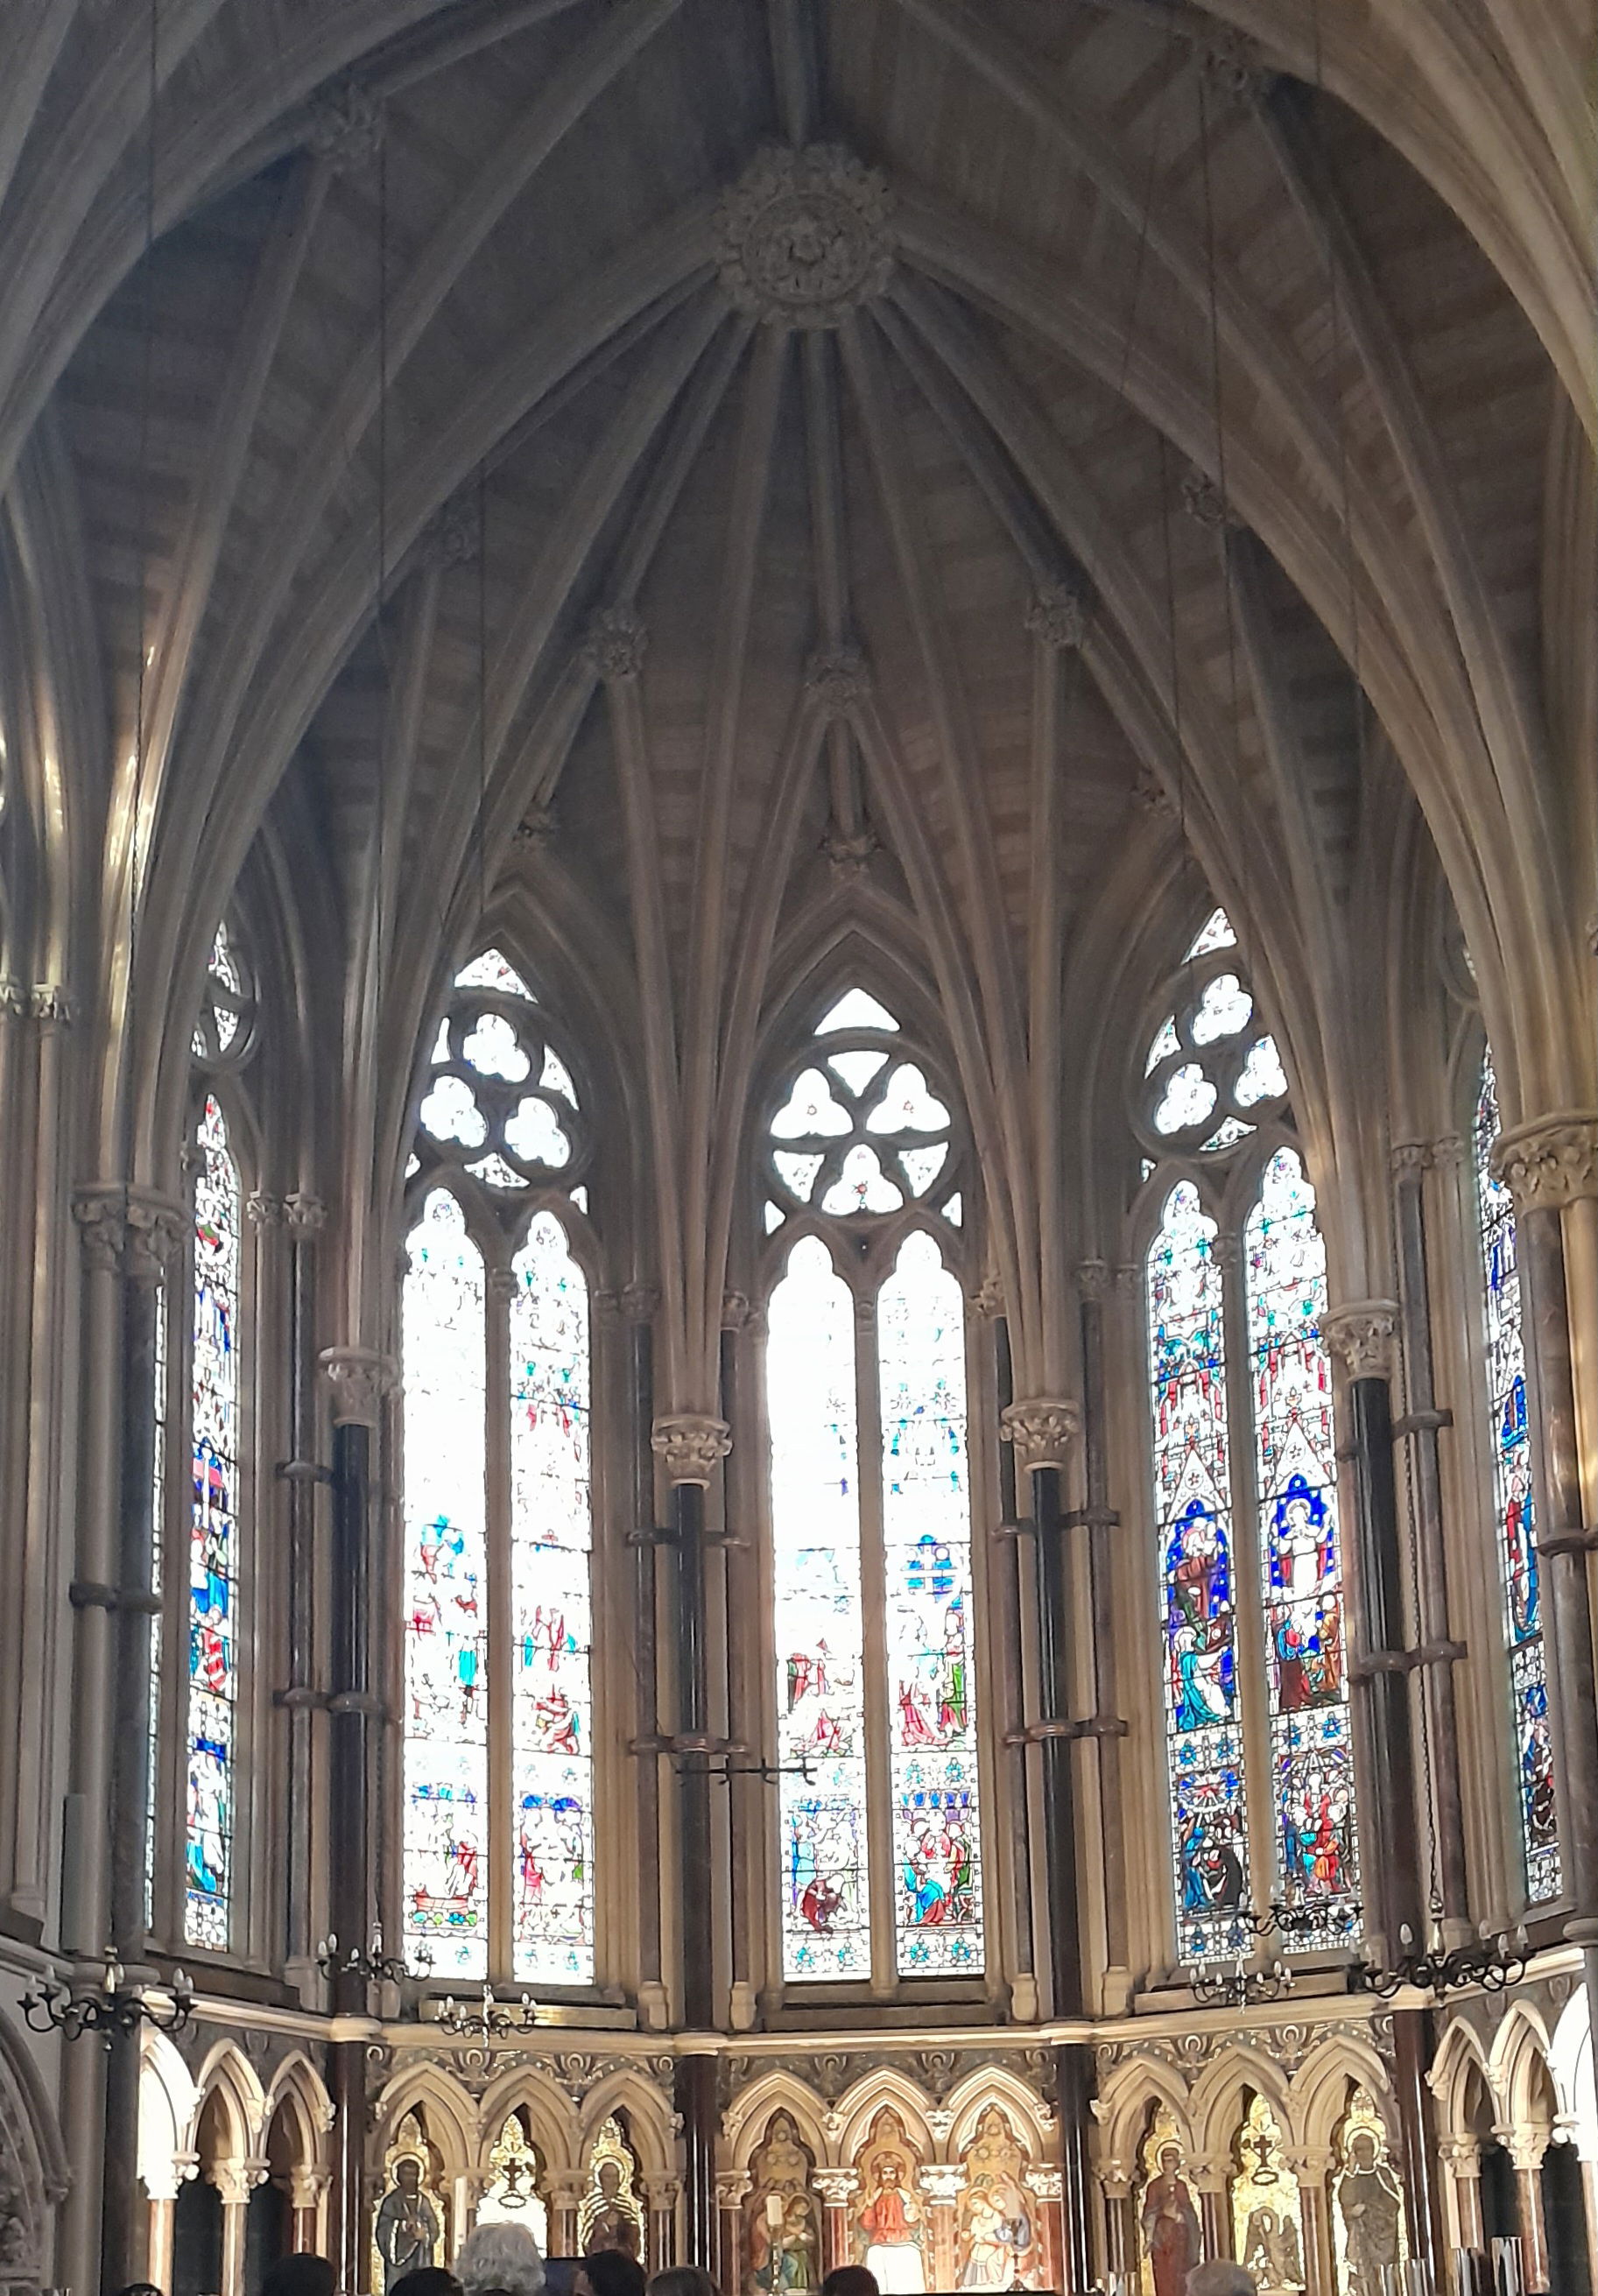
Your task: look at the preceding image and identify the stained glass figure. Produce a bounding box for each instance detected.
[1475,1055,1559,1902]
[184,1095,241,1949]
[1245,1148,1360,1945]
[402,1189,489,1974]
[1147,1180,1249,1961]
[879,1232,983,1975]
[767,1237,870,1979]
[509,1212,595,1983]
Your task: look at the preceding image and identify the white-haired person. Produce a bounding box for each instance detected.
[1186,2264,1257,2296]
[454,2222,546,2296]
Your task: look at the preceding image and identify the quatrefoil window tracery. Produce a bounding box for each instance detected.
[414,949,590,1200]
[192,921,256,1070]
[1136,919,1290,1159]
[764,992,961,1226]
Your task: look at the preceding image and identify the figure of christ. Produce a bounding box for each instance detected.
[585,2159,642,2258]
[856,2159,926,2295]
[1139,2145,1200,2296]
[374,2159,440,2292]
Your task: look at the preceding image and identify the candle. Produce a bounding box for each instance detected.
[766,2194,785,2231]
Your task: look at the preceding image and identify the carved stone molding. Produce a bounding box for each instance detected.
[285,1191,327,1238]
[583,602,648,683]
[651,1411,732,1484]
[968,1269,1004,1321]
[717,145,894,329]
[805,642,869,716]
[306,76,383,171]
[1491,1114,1598,1210]
[1322,1299,1400,1382]
[1000,1395,1081,1473]
[320,1345,397,1428]
[72,1186,183,1280]
[1024,580,1088,651]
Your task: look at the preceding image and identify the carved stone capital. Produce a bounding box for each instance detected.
[805,643,869,716]
[813,2170,858,2206]
[514,803,558,851]
[1000,1395,1081,1473]
[921,2166,965,2205]
[285,1190,327,1238]
[583,602,648,682]
[306,76,383,172]
[73,1187,183,1280]
[288,2168,331,2208]
[651,1412,732,1485]
[1130,765,1177,819]
[0,977,28,1018]
[320,1345,397,1428]
[968,1269,1004,1321]
[1193,26,1269,107]
[1075,1257,1111,1303]
[246,1190,285,1229]
[1024,2166,1064,2202]
[1322,1299,1400,1382]
[1491,1113,1598,1210]
[1024,580,1088,651]
[1389,1139,1433,1177]
[621,1281,659,1324]
[486,1265,519,1306]
[29,982,74,1027]
[717,144,894,329]
[715,2171,752,2207]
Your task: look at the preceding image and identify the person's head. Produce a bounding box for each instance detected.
[114,2283,164,2296]
[578,2251,646,2296]
[644,2272,717,2296]
[820,2270,878,2296]
[1158,2145,1182,2174]
[1348,2131,1378,2170]
[261,2257,337,2296]
[1186,2264,1257,2296]
[456,2222,546,2296]
[390,2272,463,2296]
[596,2160,623,2200]
[396,2158,424,2195]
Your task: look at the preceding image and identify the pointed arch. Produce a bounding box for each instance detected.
[723,2074,831,2172]
[576,2076,673,2179]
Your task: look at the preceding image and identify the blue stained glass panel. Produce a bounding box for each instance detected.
[403,1189,489,1974]
[1147,1180,1250,1960]
[187,1094,240,1950]
[1475,1057,1559,1902]
[768,1236,870,1979]
[509,1212,595,1983]
[1244,1147,1360,1945]
[878,1231,984,1976]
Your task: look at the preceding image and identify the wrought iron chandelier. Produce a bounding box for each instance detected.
[21,1949,194,2046]
[1354,1918,1531,2000]
[317,1924,432,1989]
[434,1982,540,2039]
[1191,1949,1294,2011]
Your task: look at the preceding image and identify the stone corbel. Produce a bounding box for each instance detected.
[651,1412,732,1486]
[1491,1113,1598,1210]
[1322,1299,1400,1382]
[1000,1396,1081,1475]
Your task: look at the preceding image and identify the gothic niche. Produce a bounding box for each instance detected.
[955,2104,1040,2289]
[579,2115,643,2260]
[1137,2106,1200,2296]
[851,2109,928,2294]
[744,2109,820,2295]
[1229,2094,1305,2295]
[476,2109,549,2253]
[0,2037,65,2296]
[372,2110,447,2294]
[1332,2088,1405,2296]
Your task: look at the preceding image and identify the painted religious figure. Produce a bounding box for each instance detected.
[374,2121,443,2294]
[1333,2094,1405,2296]
[853,2110,928,2295]
[956,2105,1039,2288]
[746,2110,820,2296]
[580,2117,644,2260]
[1138,2111,1200,2296]
[1229,2095,1304,2296]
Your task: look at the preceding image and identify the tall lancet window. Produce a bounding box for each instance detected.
[187,1092,242,1948]
[1137,910,1361,1963]
[401,947,596,1983]
[762,989,982,1983]
[1474,1053,1559,1903]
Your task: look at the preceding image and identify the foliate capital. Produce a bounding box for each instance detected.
[1024,581,1088,651]
[651,1412,732,1485]
[1389,1140,1432,1178]
[583,602,648,683]
[285,1190,327,1238]
[246,1190,285,1229]
[320,1345,397,1428]
[72,1186,184,1280]
[717,144,894,330]
[1000,1395,1081,1474]
[813,2170,858,2206]
[920,2166,965,2204]
[1074,1257,1111,1303]
[30,982,74,1027]
[1491,1114,1598,1211]
[1321,1299,1400,1382]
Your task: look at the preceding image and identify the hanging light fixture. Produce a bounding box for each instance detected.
[433,1982,539,2039]
[317,1922,432,1989]
[22,1949,194,2046]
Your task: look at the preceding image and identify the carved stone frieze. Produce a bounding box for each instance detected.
[583,602,648,683]
[717,145,894,329]
[1491,1114,1598,1210]
[651,1412,732,1484]
[320,1344,397,1428]
[1024,580,1088,651]
[1000,1395,1081,1473]
[1322,1299,1400,1382]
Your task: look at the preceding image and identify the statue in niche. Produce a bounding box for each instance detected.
[956,2104,1038,2289]
[1333,2092,1404,2296]
[580,2116,644,2259]
[374,2116,444,2293]
[1137,2109,1200,2296]
[1229,2094,1304,2296]
[852,2109,928,2296]
[746,2109,820,2295]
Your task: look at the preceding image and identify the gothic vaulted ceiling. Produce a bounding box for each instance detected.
[0,0,1591,1372]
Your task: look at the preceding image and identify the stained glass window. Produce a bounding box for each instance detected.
[764,997,981,1984]
[403,1188,489,1975]
[879,1232,982,1973]
[401,951,597,1980]
[187,1094,241,1950]
[510,1213,595,1983]
[1475,1055,1559,1903]
[1147,1180,1249,1962]
[1244,1148,1359,1944]
[768,1236,870,1978]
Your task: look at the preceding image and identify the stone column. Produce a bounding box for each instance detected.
[715,2170,750,2293]
[642,2173,683,2274]
[279,1193,327,1976]
[1284,2146,1335,2296]
[1188,2156,1229,2262]
[1440,2138,1485,2253]
[546,2172,584,2260]
[813,2171,857,2272]
[320,1344,396,2296]
[144,2176,180,2295]
[1025,2165,1066,2289]
[216,2164,260,2296]
[1392,2004,1451,2276]
[1093,2168,1133,2288]
[1077,1264,1130,1999]
[1504,2126,1552,2292]
[922,2164,964,2288]
[652,1411,732,2272]
[292,2167,333,2257]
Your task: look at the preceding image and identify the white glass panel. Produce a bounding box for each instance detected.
[1144,1016,1179,1075]
[829,1050,890,1095]
[771,1067,852,1141]
[773,1151,824,1202]
[1190,974,1252,1045]
[899,1144,949,1196]
[865,1064,950,1135]
[1186,907,1236,958]
[456,947,535,998]
[1235,1036,1289,1108]
[462,1013,531,1081]
[503,1098,570,1167]
[816,990,899,1034]
[540,1047,579,1104]
[820,1144,904,1215]
[420,1073,488,1147]
[1153,1065,1217,1136]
